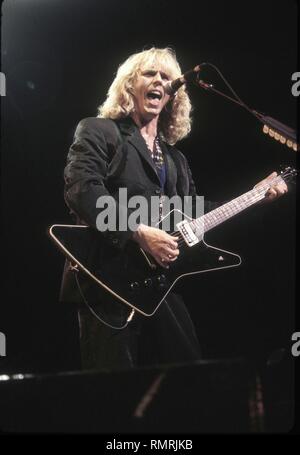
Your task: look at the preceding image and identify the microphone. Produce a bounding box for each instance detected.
[164,64,201,95]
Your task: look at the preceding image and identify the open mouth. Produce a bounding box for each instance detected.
[146,90,163,101]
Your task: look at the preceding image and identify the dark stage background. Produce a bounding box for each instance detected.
[1,0,297,385]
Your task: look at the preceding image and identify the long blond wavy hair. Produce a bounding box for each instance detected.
[98,47,192,145]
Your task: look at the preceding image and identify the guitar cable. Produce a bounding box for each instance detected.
[74,272,135,330]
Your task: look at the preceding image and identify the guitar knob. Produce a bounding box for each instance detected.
[144,278,152,287]
[158,274,166,283]
[130,282,140,292]
[157,274,167,288]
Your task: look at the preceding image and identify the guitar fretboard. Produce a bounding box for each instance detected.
[191,175,284,235]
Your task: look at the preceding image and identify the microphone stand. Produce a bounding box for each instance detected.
[195,74,298,152]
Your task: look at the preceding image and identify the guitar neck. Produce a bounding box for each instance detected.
[194,179,280,235]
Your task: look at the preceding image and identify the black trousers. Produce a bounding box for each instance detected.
[78,293,201,371]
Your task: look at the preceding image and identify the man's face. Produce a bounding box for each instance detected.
[131,66,171,122]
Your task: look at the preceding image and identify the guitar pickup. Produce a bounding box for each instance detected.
[176,220,200,247]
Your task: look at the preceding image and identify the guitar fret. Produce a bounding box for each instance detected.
[184,170,295,242]
[195,182,274,234]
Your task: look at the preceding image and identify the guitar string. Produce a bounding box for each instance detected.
[169,190,263,249]
[167,176,286,250]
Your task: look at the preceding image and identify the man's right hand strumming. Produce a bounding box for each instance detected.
[132,224,179,268]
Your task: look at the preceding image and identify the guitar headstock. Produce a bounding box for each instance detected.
[279,165,297,184]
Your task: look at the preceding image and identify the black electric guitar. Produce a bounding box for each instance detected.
[49,167,296,317]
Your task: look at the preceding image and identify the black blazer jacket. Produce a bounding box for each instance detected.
[60,116,210,303]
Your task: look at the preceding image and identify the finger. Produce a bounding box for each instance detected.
[254,172,277,189]
[275,188,286,196]
[168,255,178,262]
[166,234,179,243]
[157,257,169,269]
[266,188,277,199]
[267,171,278,179]
[165,247,179,257]
[165,238,178,249]
[267,184,287,198]
[275,184,288,194]
[263,172,278,184]
[163,254,178,263]
[266,187,277,195]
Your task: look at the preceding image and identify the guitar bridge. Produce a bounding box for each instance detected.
[176,220,200,247]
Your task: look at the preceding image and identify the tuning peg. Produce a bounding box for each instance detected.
[279,165,298,183]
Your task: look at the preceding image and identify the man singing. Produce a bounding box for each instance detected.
[61,47,287,371]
